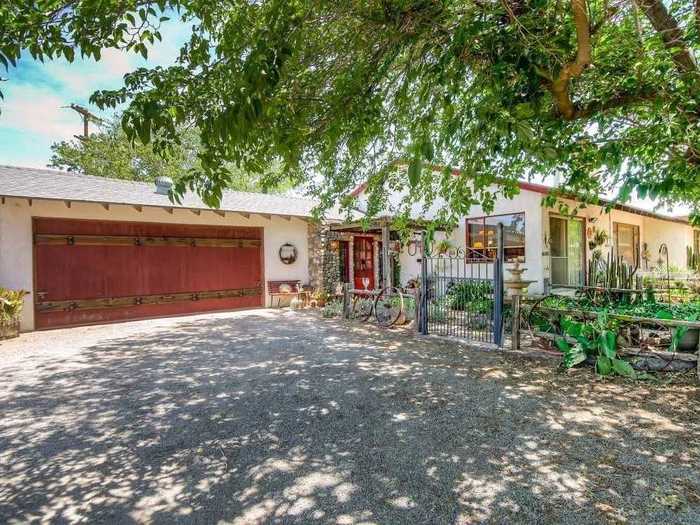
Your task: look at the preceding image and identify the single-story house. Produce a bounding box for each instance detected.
[351,180,699,295]
[0,165,342,331]
[2,164,698,332]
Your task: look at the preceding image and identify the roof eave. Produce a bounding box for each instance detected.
[0,194,315,221]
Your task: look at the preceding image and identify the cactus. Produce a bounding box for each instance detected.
[688,245,700,273]
[586,252,639,303]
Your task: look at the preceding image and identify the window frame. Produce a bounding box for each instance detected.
[612,222,640,267]
[694,230,700,253]
[465,212,526,262]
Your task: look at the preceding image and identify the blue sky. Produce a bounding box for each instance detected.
[0,19,190,169]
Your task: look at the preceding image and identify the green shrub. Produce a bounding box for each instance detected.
[555,313,636,378]
[446,280,493,311]
[321,301,343,318]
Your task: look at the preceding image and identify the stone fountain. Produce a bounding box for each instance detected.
[504,258,536,350]
[504,257,536,296]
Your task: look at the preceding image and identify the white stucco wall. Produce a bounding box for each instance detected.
[0,198,310,331]
[642,216,694,272]
[355,187,547,294]
[356,184,695,295]
[448,192,547,294]
[546,198,694,274]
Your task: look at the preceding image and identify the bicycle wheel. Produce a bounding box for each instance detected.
[374,287,404,327]
[351,294,374,322]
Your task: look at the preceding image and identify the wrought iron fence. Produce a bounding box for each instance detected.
[418,227,505,346]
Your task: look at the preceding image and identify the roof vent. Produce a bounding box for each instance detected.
[154,176,173,195]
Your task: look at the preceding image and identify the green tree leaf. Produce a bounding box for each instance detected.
[48,115,294,194]
[407,157,422,188]
[0,0,698,219]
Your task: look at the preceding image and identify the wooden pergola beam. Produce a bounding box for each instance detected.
[164,207,174,214]
[64,200,72,209]
[214,210,226,218]
[133,205,143,213]
[101,203,110,211]
[190,209,201,216]
[381,222,391,289]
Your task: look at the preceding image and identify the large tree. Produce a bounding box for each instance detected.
[49,118,293,193]
[1,1,699,223]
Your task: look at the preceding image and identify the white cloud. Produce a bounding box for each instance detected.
[42,49,135,96]
[1,84,79,140]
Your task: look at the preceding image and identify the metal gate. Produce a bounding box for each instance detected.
[418,225,505,346]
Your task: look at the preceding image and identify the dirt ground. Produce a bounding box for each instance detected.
[0,309,698,524]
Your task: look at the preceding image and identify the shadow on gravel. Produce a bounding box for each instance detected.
[0,310,698,524]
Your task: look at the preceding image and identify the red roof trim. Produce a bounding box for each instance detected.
[350,170,550,198]
[517,181,551,195]
[348,166,688,226]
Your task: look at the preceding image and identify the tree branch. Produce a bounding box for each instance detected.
[634,0,698,76]
[572,91,661,120]
[550,0,592,119]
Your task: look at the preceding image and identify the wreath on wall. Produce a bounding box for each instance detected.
[279,243,298,264]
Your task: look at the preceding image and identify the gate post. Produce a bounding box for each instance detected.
[418,231,429,335]
[342,282,351,319]
[493,223,505,346]
[381,220,392,289]
[511,294,521,350]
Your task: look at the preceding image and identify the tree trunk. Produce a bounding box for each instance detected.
[635,0,698,76]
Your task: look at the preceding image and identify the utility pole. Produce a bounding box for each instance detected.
[63,104,104,139]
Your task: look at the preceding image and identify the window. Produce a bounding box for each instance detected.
[695,230,700,253]
[465,213,526,261]
[613,222,640,266]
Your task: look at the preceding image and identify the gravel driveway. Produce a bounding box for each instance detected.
[1,309,698,524]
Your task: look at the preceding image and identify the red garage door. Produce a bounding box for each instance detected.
[33,218,264,329]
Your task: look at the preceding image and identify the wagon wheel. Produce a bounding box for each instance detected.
[351,293,374,322]
[522,294,564,351]
[374,287,404,327]
[525,295,557,333]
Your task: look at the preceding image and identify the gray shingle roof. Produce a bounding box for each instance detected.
[0,165,339,219]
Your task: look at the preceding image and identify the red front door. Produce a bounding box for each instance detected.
[353,236,375,290]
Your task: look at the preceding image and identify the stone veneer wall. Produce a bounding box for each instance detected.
[307,222,324,290]
[307,222,342,293]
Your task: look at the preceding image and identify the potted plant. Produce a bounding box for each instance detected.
[435,239,454,255]
[588,228,608,251]
[312,288,330,307]
[0,288,28,340]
